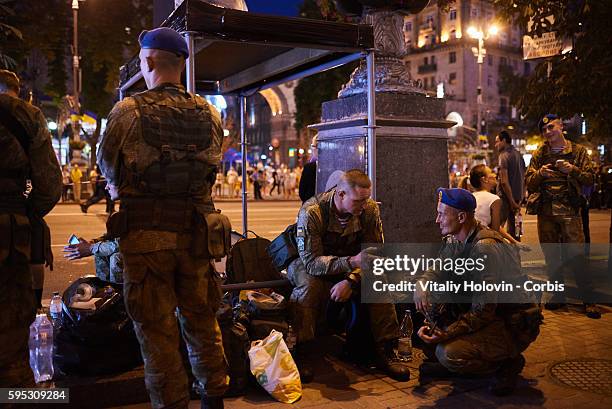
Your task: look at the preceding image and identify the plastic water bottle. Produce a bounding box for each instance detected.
[514,211,523,241]
[285,324,297,353]
[398,310,413,361]
[49,292,63,331]
[29,311,54,383]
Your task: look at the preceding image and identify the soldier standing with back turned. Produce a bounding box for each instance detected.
[0,69,61,387]
[98,28,229,409]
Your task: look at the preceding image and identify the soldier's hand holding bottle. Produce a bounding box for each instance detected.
[417,325,447,344]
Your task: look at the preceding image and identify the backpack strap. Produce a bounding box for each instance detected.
[459,224,505,259]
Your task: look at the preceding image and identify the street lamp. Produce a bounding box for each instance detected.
[71,0,83,142]
[467,24,498,138]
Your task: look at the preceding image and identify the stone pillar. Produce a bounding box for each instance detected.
[310,5,453,243]
[312,94,452,243]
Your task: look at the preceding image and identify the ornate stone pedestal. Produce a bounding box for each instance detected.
[311,93,453,243]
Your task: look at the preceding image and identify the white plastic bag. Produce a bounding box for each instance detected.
[248,329,302,403]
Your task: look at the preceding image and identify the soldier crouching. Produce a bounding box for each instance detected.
[414,188,542,396]
[287,169,410,382]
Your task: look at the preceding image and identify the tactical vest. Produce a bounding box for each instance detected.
[538,143,583,212]
[129,88,214,196]
[117,87,216,233]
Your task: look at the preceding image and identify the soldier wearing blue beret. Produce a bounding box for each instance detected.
[525,113,600,318]
[98,26,228,409]
[138,27,189,58]
[412,187,542,396]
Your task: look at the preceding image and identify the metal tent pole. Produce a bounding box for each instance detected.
[240,95,248,235]
[366,51,376,200]
[185,32,196,93]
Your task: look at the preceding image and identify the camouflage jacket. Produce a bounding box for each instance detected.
[97,83,222,253]
[525,141,594,216]
[420,223,529,340]
[295,188,383,277]
[0,94,61,216]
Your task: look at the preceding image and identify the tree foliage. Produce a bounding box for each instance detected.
[294,0,357,134]
[493,0,612,143]
[0,0,22,70]
[10,0,151,166]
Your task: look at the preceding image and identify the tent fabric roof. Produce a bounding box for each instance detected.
[119,0,373,95]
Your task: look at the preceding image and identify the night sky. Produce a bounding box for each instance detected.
[246,0,302,17]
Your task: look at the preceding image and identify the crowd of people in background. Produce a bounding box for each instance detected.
[212,163,303,200]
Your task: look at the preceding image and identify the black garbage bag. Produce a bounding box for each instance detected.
[53,276,143,376]
[216,295,250,396]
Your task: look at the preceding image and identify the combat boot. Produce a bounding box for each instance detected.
[374,340,410,382]
[201,396,224,409]
[293,342,315,383]
[490,354,525,396]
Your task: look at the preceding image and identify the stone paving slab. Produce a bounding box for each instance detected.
[112,306,612,409]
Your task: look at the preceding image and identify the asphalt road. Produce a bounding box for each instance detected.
[41,201,611,301]
[42,200,302,300]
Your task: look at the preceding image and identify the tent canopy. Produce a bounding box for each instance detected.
[117,0,378,236]
[119,0,374,96]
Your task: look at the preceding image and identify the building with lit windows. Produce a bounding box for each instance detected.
[403,0,532,142]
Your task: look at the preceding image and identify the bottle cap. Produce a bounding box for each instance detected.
[53,291,60,296]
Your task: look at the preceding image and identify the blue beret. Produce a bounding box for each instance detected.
[538,114,559,133]
[436,188,476,212]
[138,27,188,58]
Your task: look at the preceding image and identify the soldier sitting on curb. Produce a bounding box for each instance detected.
[287,169,410,383]
[414,188,542,396]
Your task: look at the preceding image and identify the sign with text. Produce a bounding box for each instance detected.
[523,31,571,60]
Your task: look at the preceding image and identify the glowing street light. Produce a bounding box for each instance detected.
[467,24,499,138]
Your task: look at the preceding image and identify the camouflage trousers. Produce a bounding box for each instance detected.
[0,213,36,387]
[433,319,515,375]
[537,214,593,302]
[121,249,228,409]
[287,258,399,344]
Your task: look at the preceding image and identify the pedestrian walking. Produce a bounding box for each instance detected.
[61,164,72,201]
[299,134,318,202]
[70,163,83,202]
[495,130,526,240]
[80,165,114,213]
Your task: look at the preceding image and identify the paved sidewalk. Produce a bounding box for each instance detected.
[112,306,612,409]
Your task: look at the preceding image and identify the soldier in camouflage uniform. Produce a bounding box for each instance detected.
[415,188,541,396]
[64,235,123,283]
[0,70,61,387]
[525,114,599,318]
[288,169,410,382]
[98,28,228,409]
